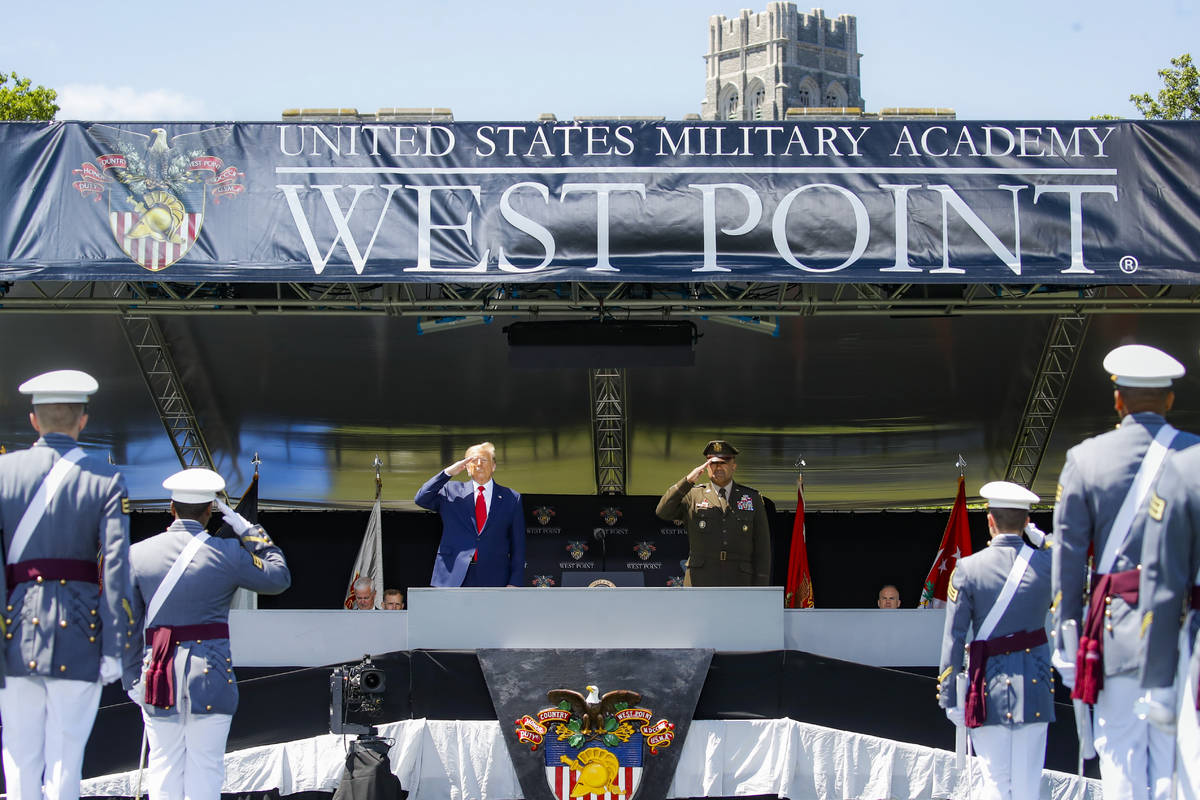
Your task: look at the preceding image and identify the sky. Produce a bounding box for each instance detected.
[2,0,1197,122]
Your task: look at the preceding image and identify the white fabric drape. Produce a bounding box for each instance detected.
[81,718,1101,800]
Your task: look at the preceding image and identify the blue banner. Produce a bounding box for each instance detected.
[1,120,1197,283]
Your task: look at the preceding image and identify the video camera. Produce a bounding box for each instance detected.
[330,655,387,735]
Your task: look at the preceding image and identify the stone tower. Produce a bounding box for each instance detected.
[703,3,862,120]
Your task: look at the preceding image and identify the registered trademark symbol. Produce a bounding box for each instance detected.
[1119,255,1139,274]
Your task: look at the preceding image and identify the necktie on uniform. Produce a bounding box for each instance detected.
[475,485,487,532]
[719,487,727,508]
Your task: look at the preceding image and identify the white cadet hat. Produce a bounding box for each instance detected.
[1103,345,1184,388]
[18,370,99,405]
[162,468,225,504]
[979,481,1039,510]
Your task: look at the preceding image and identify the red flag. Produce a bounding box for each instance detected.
[784,479,814,608]
[919,475,973,608]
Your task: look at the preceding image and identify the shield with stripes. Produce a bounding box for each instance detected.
[544,738,642,800]
[108,201,204,272]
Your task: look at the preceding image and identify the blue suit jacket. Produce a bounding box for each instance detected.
[414,471,526,587]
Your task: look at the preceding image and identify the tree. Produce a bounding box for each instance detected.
[1131,53,1200,120]
[0,71,58,121]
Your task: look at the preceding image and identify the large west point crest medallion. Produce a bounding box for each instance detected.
[72,124,244,271]
[515,684,675,800]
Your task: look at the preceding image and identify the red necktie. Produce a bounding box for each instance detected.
[475,486,487,533]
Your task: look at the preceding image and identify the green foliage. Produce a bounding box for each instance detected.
[1090,113,1123,121]
[1131,54,1200,120]
[603,733,621,747]
[604,717,618,732]
[0,72,58,121]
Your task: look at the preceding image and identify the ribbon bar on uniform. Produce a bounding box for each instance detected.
[964,627,1048,728]
[5,558,99,590]
[143,622,230,709]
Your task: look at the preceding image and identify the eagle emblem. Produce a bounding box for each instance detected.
[533,505,557,526]
[633,541,657,561]
[72,124,244,271]
[565,540,589,561]
[531,574,557,588]
[514,684,676,800]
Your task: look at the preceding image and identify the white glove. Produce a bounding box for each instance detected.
[1024,522,1048,548]
[214,498,252,536]
[945,706,966,728]
[1135,688,1177,734]
[99,655,121,685]
[1052,648,1076,690]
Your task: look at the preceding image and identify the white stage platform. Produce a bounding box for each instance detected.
[229,588,946,667]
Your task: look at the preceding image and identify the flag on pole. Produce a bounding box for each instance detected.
[784,478,814,608]
[344,498,383,609]
[918,475,973,608]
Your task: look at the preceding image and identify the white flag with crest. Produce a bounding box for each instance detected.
[343,498,383,609]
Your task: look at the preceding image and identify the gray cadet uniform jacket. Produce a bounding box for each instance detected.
[938,534,1056,726]
[123,518,290,717]
[0,433,132,686]
[1053,412,1200,677]
[1138,444,1200,692]
[656,478,771,586]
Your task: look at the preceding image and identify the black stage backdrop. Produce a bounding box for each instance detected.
[130,500,1048,609]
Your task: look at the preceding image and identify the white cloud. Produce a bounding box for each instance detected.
[55,85,207,121]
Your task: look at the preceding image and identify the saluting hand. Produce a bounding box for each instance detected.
[444,457,472,477]
[686,458,718,483]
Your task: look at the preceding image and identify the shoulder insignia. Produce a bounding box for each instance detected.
[1055,484,1063,502]
[946,568,958,603]
[121,497,131,514]
[242,535,272,546]
[1141,611,1153,639]
[252,554,264,570]
[1149,493,1166,522]
[938,666,953,683]
[122,598,135,625]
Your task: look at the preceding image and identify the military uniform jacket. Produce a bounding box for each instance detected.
[1053,412,1200,677]
[655,478,771,586]
[1138,444,1200,693]
[938,534,1056,726]
[0,433,131,685]
[122,518,290,717]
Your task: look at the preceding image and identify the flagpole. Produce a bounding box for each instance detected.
[373,454,383,501]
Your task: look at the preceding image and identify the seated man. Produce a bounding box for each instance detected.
[382,589,405,610]
[349,577,376,610]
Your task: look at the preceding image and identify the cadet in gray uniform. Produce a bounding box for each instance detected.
[655,440,770,586]
[1052,345,1198,800]
[124,468,290,800]
[1138,445,1200,800]
[938,481,1054,800]
[0,370,132,800]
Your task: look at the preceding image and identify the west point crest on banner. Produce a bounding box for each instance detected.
[514,684,675,800]
[72,125,244,271]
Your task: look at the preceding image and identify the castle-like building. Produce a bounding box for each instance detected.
[703,3,863,120]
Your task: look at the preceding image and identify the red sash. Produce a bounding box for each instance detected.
[964,627,1048,727]
[1072,568,1140,704]
[143,622,230,708]
[6,558,99,592]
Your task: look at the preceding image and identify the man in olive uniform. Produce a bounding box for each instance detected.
[655,440,770,586]
[123,468,291,800]
[0,369,132,800]
[938,481,1055,800]
[1052,345,1199,800]
[1138,443,1200,800]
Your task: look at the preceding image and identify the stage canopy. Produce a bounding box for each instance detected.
[0,120,1198,510]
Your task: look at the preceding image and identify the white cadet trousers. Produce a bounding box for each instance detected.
[1094,673,1175,800]
[0,676,102,800]
[968,721,1048,800]
[1178,666,1200,800]
[141,708,232,800]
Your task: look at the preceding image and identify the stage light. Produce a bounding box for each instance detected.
[703,315,780,337]
[416,315,492,335]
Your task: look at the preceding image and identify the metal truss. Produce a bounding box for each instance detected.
[589,368,628,495]
[119,313,217,470]
[1004,312,1092,488]
[1,280,1198,318]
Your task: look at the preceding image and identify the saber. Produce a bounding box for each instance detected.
[134,725,148,800]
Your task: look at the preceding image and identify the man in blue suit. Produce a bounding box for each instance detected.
[414,442,526,587]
